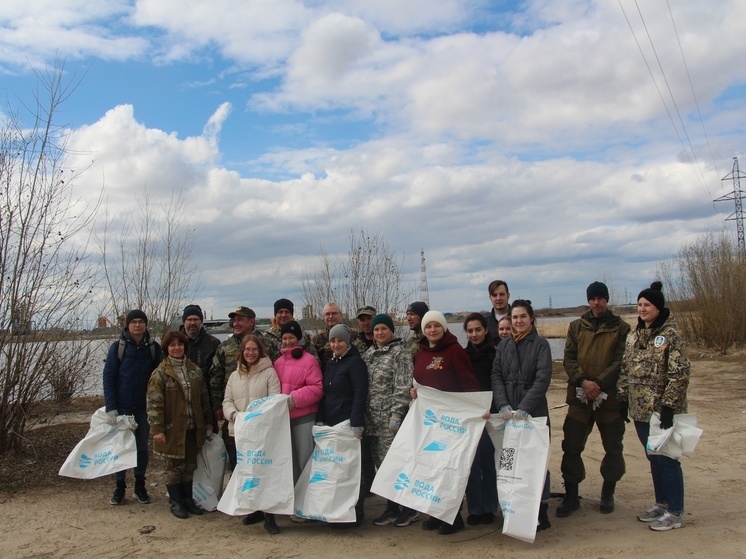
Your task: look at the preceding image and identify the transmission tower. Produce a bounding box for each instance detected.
[419,248,430,307]
[715,157,746,253]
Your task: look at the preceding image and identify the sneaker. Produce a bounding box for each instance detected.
[372,509,400,526]
[649,511,685,531]
[289,514,310,523]
[422,517,442,531]
[393,508,420,527]
[134,482,151,504]
[637,504,667,523]
[110,485,126,506]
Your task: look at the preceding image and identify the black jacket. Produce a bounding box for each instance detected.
[318,345,369,428]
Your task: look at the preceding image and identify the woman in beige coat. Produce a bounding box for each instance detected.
[222,334,282,533]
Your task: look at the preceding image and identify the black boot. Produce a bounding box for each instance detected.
[537,502,551,531]
[600,481,615,514]
[556,483,580,517]
[264,513,280,534]
[181,481,203,515]
[166,484,189,519]
[134,479,151,504]
[437,511,464,535]
[242,511,265,525]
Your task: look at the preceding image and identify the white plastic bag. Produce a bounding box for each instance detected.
[371,386,492,524]
[487,414,550,544]
[217,394,294,516]
[59,407,137,479]
[293,420,361,522]
[193,433,227,511]
[646,412,702,460]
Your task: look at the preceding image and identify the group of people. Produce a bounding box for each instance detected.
[101,277,690,536]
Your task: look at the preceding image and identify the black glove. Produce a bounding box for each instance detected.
[660,406,674,429]
[618,401,630,423]
[291,347,304,359]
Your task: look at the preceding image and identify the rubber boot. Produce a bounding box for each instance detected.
[166,484,189,519]
[181,481,203,515]
[556,483,580,517]
[538,502,551,531]
[264,513,280,534]
[600,481,615,514]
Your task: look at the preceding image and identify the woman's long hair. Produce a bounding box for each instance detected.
[237,334,268,375]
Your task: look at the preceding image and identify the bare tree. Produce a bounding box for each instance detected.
[301,229,412,326]
[0,60,99,452]
[659,232,746,354]
[95,188,198,336]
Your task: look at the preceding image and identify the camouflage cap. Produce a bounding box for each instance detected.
[356,305,377,318]
[228,306,256,319]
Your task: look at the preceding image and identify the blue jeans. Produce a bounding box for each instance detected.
[634,420,684,513]
[115,408,150,483]
[466,431,498,515]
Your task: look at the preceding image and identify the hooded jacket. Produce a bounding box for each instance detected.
[146,357,212,458]
[103,329,162,412]
[563,310,631,407]
[273,345,324,420]
[222,356,281,436]
[618,309,690,422]
[414,331,480,392]
[491,328,552,420]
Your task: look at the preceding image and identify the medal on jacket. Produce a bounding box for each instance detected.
[654,335,666,348]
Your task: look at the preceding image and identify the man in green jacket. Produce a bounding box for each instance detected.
[557,281,631,517]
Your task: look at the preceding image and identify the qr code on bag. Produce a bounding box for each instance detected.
[499,447,515,471]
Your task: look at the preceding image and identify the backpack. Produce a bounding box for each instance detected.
[117,338,159,365]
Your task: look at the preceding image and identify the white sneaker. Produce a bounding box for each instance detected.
[649,511,685,531]
[637,504,666,523]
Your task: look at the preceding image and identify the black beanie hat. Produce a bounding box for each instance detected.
[182,304,203,323]
[280,320,302,340]
[126,309,148,326]
[274,298,294,315]
[586,281,610,301]
[406,301,429,319]
[637,281,665,311]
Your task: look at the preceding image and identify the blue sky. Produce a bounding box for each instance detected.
[1,0,744,322]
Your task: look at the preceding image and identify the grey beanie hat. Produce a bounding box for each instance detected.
[329,323,352,345]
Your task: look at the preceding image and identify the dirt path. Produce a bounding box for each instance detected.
[1,357,744,559]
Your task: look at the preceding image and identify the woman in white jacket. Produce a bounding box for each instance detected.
[222,334,281,533]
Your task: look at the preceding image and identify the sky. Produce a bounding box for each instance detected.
[1,0,745,322]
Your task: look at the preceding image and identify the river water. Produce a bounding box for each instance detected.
[77,322,570,398]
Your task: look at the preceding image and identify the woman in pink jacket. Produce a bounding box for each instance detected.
[273,321,324,486]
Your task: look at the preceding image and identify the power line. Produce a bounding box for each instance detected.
[631,0,711,198]
[665,0,723,180]
[618,0,712,201]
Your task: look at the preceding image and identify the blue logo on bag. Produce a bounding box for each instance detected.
[423,440,447,452]
[309,471,329,484]
[424,409,438,426]
[79,454,92,469]
[240,477,261,491]
[236,450,243,462]
[394,473,411,491]
[313,430,330,439]
[242,410,263,422]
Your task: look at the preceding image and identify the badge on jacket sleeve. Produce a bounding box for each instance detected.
[654,335,666,348]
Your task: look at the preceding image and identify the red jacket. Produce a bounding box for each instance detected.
[414,331,480,392]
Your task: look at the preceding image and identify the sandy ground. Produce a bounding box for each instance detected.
[1,354,745,559]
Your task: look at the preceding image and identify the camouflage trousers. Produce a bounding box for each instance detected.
[161,429,198,486]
